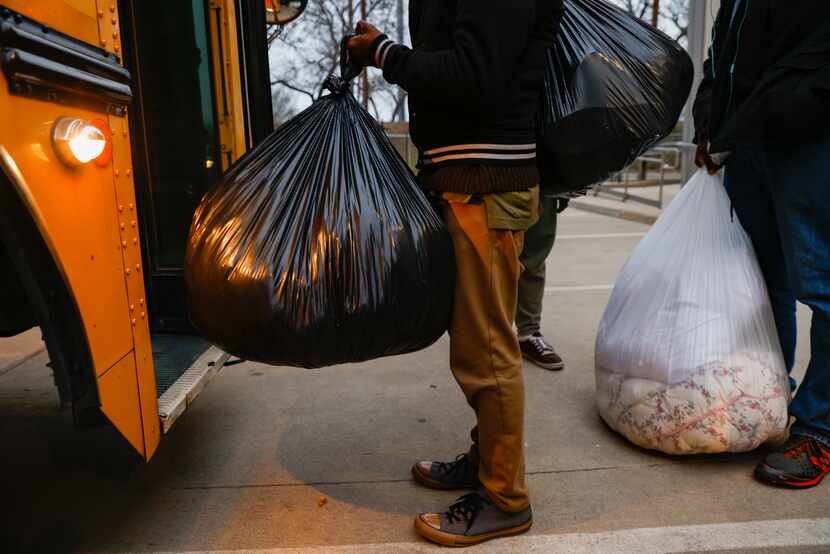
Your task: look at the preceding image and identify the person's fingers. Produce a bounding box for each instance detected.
[356,20,369,34]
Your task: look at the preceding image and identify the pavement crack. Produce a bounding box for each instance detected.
[0,346,46,377]
[169,464,669,491]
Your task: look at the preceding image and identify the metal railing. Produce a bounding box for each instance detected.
[591,141,697,209]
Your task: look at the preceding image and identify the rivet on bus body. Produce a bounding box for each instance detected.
[130,305,135,312]
[114,45,120,53]
[133,238,138,245]
[122,130,127,137]
[121,241,127,248]
[118,204,124,212]
[111,17,117,25]
[135,264,140,271]
[100,39,107,46]
[98,10,104,17]
[131,319,136,326]
[129,203,134,210]
[120,222,125,230]
[139,299,144,305]
[125,268,131,275]
[110,5,115,13]
[114,169,120,177]
[131,220,136,227]
[112,31,118,39]
[126,168,131,176]
[141,312,145,319]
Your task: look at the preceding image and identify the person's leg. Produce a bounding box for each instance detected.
[442,199,529,513]
[754,137,830,488]
[767,139,830,442]
[724,148,798,376]
[516,196,558,337]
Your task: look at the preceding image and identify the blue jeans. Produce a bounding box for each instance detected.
[725,137,830,445]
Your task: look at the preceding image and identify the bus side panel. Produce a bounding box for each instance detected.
[1,0,101,46]
[0,96,134,377]
[98,352,145,456]
[108,113,160,460]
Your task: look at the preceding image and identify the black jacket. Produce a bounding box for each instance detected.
[371,0,564,172]
[693,0,830,153]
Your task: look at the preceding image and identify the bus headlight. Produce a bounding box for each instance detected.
[51,117,109,167]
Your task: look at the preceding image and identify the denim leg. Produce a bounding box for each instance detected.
[724,149,798,379]
[767,138,830,442]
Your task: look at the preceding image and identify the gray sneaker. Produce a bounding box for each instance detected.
[412,453,480,490]
[415,492,533,547]
[520,333,564,370]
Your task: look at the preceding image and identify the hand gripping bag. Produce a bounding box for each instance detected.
[539,0,694,195]
[185,51,455,369]
[595,170,790,454]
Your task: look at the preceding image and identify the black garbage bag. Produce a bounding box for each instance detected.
[539,0,694,195]
[185,52,455,369]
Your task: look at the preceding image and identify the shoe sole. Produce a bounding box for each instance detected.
[414,515,532,547]
[522,354,564,371]
[411,464,479,491]
[754,463,828,489]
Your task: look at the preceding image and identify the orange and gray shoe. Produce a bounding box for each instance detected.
[415,492,533,547]
[412,453,480,491]
[755,435,830,489]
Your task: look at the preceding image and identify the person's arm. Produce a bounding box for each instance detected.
[693,4,728,172]
[349,1,563,112]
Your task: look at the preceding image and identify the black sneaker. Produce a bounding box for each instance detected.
[415,492,533,547]
[755,435,830,489]
[412,453,480,490]
[519,333,564,370]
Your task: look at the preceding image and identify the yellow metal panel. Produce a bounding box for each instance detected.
[208,0,249,169]
[223,2,248,162]
[94,0,160,459]
[0,95,134,376]
[108,113,161,460]
[2,0,100,45]
[93,0,122,57]
[98,352,145,457]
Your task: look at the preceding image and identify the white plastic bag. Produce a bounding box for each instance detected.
[595,170,790,454]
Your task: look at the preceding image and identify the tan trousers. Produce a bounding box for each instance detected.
[442,199,530,513]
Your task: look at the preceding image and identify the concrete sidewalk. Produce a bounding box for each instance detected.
[0,327,44,376]
[1,208,828,554]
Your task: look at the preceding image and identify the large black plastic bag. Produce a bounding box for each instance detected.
[185,58,455,369]
[539,0,694,195]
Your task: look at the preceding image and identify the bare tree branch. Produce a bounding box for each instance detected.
[271,79,317,103]
[269,0,403,124]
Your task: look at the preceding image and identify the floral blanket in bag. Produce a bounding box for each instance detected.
[596,353,790,455]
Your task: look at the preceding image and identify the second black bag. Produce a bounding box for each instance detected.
[185,60,455,369]
[539,0,694,195]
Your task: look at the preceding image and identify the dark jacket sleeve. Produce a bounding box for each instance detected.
[370,1,553,112]
[692,4,728,144]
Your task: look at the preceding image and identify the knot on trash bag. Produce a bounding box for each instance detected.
[322,34,363,95]
[323,74,350,95]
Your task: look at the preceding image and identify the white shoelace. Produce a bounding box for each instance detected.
[529,335,555,355]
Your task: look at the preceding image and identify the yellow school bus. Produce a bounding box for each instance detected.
[0,0,295,460]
